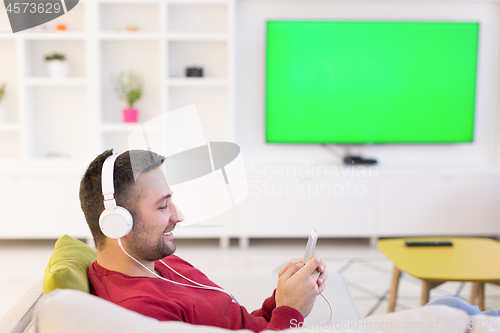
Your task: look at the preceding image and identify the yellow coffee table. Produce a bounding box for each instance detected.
[378,237,500,312]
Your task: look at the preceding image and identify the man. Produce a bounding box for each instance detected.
[79,149,328,332]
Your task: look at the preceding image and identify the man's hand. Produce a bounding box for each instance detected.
[284,255,328,294]
[275,255,327,318]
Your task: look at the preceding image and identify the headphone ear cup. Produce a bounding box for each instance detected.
[99,206,133,239]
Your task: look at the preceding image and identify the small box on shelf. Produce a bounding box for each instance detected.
[168,41,227,78]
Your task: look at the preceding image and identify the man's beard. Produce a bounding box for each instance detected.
[127,220,176,261]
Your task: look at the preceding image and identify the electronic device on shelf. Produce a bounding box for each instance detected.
[343,156,377,165]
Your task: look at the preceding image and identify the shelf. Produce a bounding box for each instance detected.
[0,159,88,175]
[98,32,160,41]
[167,33,228,41]
[0,32,86,40]
[167,77,228,87]
[0,33,16,40]
[25,77,87,86]
[99,0,159,3]
[100,123,165,133]
[20,32,86,40]
[168,0,229,4]
[100,123,140,133]
[0,123,21,132]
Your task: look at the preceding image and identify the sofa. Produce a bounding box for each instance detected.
[1,236,499,333]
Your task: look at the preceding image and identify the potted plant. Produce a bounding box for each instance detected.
[45,52,68,78]
[111,71,144,123]
[0,83,5,122]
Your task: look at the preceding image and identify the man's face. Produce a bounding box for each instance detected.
[125,167,184,261]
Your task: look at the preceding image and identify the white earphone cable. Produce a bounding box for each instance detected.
[320,293,333,323]
[117,238,240,305]
[117,239,331,322]
[158,259,240,304]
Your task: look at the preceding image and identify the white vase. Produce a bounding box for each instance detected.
[47,60,68,78]
[0,104,4,122]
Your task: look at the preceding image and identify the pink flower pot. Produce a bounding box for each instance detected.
[123,107,138,123]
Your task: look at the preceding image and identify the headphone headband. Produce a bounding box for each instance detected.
[99,153,133,239]
[102,154,119,201]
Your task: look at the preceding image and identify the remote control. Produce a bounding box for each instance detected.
[405,241,453,247]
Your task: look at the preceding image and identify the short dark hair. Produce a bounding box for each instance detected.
[79,149,165,250]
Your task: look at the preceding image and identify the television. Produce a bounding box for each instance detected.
[266,21,479,144]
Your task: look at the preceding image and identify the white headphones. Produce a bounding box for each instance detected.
[99,154,134,239]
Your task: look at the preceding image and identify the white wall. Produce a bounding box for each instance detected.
[235,0,500,167]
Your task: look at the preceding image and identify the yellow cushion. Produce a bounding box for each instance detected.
[43,235,97,295]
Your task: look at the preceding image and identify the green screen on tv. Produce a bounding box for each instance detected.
[266,21,479,143]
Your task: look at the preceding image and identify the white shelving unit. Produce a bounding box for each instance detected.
[0,0,236,243]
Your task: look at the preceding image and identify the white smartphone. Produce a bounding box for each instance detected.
[303,228,318,264]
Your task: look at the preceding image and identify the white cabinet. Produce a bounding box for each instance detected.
[234,164,500,243]
[0,164,89,238]
[378,176,500,236]
[236,172,378,238]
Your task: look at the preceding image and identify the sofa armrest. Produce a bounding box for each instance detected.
[0,278,43,333]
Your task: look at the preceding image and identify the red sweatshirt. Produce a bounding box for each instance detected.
[88,255,303,332]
